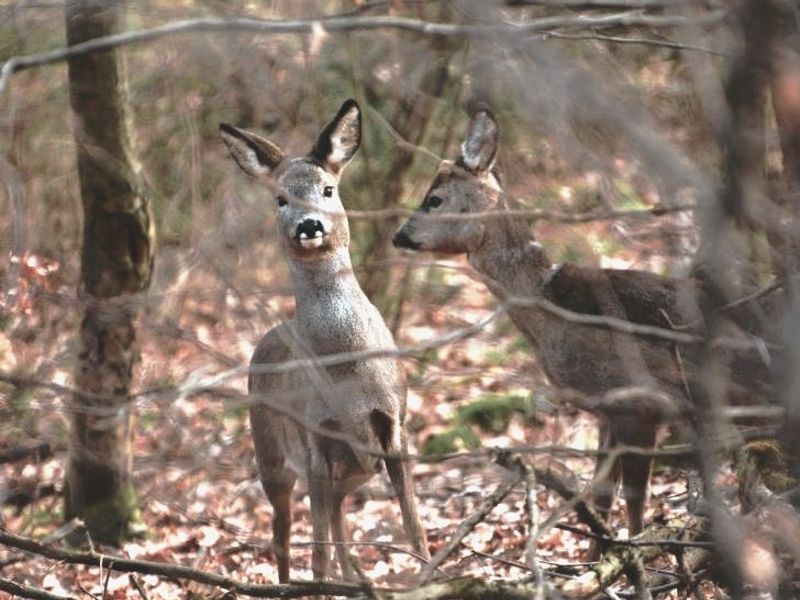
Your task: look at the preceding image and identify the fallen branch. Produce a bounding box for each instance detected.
[0,577,74,600]
[0,529,362,598]
[417,469,523,582]
[558,515,711,597]
[385,575,550,600]
[0,528,566,599]
[531,460,612,538]
[554,522,714,549]
[0,441,53,465]
[2,482,58,511]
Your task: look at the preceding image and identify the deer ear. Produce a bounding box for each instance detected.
[311,99,361,175]
[220,123,284,178]
[458,109,498,174]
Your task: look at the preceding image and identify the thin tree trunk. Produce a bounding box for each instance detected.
[64,0,154,545]
[764,0,800,488]
[767,0,800,281]
[358,5,462,316]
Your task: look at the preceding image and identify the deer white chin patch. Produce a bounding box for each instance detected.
[299,231,325,249]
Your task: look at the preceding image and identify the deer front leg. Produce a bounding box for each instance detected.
[592,419,622,524]
[385,433,429,560]
[308,464,333,580]
[619,420,657,536]
[589,419,621,561]
[331,491,356,581]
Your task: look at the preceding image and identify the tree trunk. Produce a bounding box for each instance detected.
[764,0,800,488]
[64,0,154,545]
[357,4,462,318]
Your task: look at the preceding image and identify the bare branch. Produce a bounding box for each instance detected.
[540,30,727,55]
[515,459,547,600]
[0,12,726,97]
[417,469,523,582]
[365,104,442,164]
[346,202,697,223]
[531,460,612,538]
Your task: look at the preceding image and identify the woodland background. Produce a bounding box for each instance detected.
[1,0,799,598]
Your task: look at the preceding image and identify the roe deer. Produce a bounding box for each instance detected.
[393,107,782,542]
[221,99,429,581]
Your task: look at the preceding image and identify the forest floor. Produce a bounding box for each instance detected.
[1,238,712,599]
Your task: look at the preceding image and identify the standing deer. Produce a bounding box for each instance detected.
[221,99,429,581]
[393,107,781,542]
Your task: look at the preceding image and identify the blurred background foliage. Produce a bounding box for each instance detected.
[1,0,797,592]
[0,0,763,489]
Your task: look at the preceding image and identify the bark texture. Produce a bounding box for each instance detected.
[64,0,154,545]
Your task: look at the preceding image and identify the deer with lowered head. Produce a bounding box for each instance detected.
[221,99,429,581]
[393,107,782,544]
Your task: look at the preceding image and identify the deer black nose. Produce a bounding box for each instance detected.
[296,219,324,239]
[392,228,421,250]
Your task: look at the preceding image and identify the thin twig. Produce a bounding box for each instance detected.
[365,105,442,163]
[540,30,727,56]
[292,540,432,570]
[517,459,546,600]
[128,574,149,600]
[417,469,522,582]
[346,202,697,222]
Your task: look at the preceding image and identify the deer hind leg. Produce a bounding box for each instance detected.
[589,419,622,560]
[264,472,297,583]
[312,419,361,581]
[251,403,298,583]
[383,426,429,560]
[619,421,657,536]
[592,419,622,524]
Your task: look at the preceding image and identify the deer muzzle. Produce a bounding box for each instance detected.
[295,218,326,248]
[392,227,421,250]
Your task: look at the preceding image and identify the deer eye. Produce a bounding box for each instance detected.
[323,186,334,198]
[425,195,443,210]
[277,195,288,208]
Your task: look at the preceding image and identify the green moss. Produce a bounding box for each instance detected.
[508,335,533,354]
[484,336,533,367]
[613,179,648,210]
[22,501,63,532]
[422,391,544,457]
[457,392,537,433]
[76,483,146,546]
[560,242,585,264]
[423,423,481,456]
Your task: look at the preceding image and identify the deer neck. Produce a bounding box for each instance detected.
[468,213,552,300]
[289,248,376,347]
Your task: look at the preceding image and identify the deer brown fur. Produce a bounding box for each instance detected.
[393,107,782,542]
[221,99,429,581]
